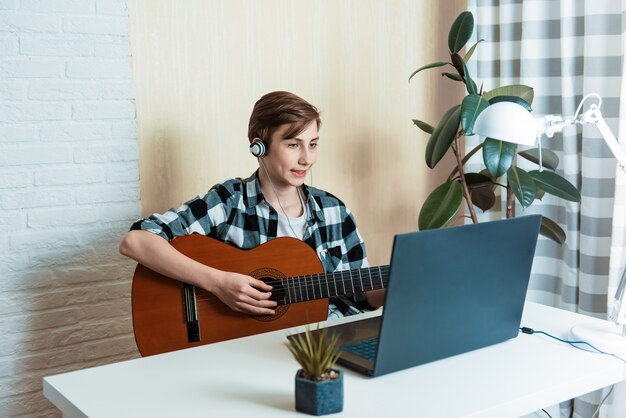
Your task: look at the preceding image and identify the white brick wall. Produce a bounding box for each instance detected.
[0,1,140,416]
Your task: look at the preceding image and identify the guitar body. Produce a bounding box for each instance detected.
[132,235,328,356]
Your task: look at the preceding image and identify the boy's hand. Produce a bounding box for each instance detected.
[210,272,278,316]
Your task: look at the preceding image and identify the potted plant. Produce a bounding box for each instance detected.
[286,326,343,416]
[410,11,581,243]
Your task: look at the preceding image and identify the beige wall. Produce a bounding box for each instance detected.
[128,0,467,266]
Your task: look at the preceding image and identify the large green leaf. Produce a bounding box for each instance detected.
[507,166,536,208]
[535,186,546,201]
[466,171,496,211]
[448,11,474,53]
[461,94,489,135]
[418,181,464,230]
[518,148,560,170]
[465,172,493,189]
[483,138,516,177]
[483,85,535,105]
[447,143,484,181]
[408,61,449,83]
[479,168,498,185]
[450,53,465,78]
[528,170,581,202]
[443,72,463,82]
[470,187,496,212]
[539,216,566,245]
[412,119,434,134]
[488,95,532,111]
[463,39,484,63]
[425,105,462,168]
[462,61,477,94]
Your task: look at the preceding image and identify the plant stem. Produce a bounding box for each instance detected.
[452,137,478,224]
[506,183,515,218]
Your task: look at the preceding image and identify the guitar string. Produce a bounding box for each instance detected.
[192,267,390,303]
[193,281,390,303]
[191,270,391,303]
[193,267,391,297]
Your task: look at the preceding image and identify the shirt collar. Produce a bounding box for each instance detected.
[243,170,265,208]
[243,170,325,223]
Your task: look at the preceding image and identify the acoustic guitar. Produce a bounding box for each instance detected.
[132,234,389,356]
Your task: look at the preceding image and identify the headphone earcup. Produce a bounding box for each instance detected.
[249,141,267,158]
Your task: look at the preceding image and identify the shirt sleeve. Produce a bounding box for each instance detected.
[129,184,232,241]
[338,207,375,312]
[339,208,369,270]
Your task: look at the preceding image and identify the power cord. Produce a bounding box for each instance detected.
[520,327,626,364]
[522,326,622,417]
[592,385,614,418]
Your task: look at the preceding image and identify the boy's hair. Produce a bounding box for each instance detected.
[248,91,321,144]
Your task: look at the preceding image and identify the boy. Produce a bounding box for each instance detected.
[119,91,384,318]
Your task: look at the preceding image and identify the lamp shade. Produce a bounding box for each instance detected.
[473,102,539,146]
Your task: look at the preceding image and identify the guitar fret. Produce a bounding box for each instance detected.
[341,270,346,295]
[369,268,374,291]
[308,274,315,300]
[358,268,364,293]
[349,270,355,294]
[331,271,338,298]
[281,278,288,305]
[378,266,383,289]
[317,273,323,298]
[298,276,303,302]
[302,276,312,300]
[325,274,331,299]
[288,279,295,303]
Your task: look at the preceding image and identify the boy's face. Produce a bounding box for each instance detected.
[262,120,319,190]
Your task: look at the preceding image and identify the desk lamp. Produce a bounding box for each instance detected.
[473,93,626,353]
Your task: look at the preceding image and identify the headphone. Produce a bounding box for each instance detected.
[249,139,268,158]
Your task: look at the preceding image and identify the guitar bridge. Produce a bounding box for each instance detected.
[183,284,201,342]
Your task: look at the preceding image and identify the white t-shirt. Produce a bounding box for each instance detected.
[276,210,307,239]
[275,189,308,239]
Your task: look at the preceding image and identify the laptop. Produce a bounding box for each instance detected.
[290,215,542,377]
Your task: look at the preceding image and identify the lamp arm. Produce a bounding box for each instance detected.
[578,105,626,327]
[609,265,626,329]
[579,105,626,173]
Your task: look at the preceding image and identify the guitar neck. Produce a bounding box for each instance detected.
[276,265,390,305]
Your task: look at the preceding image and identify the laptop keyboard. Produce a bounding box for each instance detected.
[341,337,379,363]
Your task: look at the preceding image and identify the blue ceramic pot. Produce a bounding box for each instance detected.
[295,369,343,415]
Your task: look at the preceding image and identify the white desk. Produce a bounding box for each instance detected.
[44,302,626,417]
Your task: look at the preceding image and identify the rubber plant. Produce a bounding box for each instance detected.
[410,11,580,244]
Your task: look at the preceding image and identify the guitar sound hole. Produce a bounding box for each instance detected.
[250,268,289,322]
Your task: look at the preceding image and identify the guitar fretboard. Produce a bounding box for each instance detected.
[274,266,390,305]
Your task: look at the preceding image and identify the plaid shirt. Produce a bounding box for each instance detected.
[131,171,370,318]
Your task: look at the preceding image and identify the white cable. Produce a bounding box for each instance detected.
[591,384,614,418]
[573,93,602,121]
[258,157,305,239]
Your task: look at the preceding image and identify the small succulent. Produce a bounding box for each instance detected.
[287,326,342,381]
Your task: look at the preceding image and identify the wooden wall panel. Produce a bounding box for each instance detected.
[129,0,467,265]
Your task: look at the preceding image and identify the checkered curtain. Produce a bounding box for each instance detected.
[467,1,626,417]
